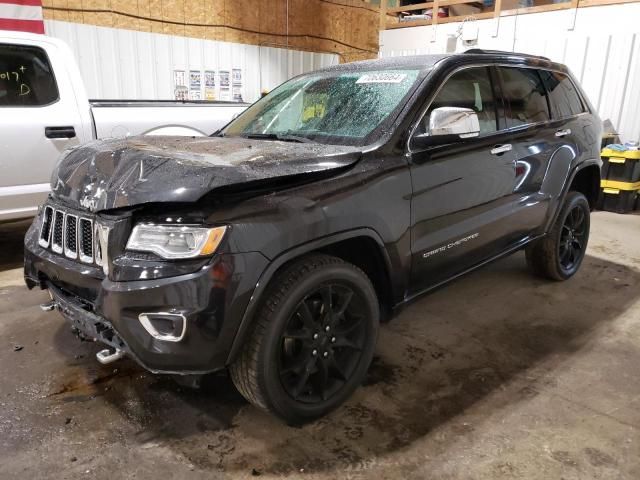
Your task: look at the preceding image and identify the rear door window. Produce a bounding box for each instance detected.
[538,70,585,119]
[0,44,59,107]
[499,67,550,127]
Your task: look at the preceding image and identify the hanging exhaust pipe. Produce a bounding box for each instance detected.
[96,348,125,365]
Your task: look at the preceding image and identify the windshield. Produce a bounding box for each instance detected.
[222,69,422,146]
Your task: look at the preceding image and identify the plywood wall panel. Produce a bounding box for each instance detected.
[225,0,262,45]
[204,0,226,41]
[50,0,70,22]
[183,0,205,38]
[136,0,153,32]
[80,0,113,28]
[147,0,165,34]
[259,0,286,47]
[161,0,185,37]
[43,0,380,63]
[65,0,83,24]
[110,0,139,31]
[329,3,348,47]
[291,0,322,52]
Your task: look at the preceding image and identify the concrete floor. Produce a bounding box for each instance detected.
[1,212,639,479]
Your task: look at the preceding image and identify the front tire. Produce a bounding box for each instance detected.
[230,254,379,424]
[526,191,590,281]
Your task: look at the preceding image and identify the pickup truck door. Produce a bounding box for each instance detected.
[0,40,89,221]
[408,65,519,294]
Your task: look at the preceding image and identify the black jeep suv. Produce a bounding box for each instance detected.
[25,50,602,423]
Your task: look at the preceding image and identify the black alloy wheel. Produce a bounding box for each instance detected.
[525,191,591,281]
[558,204,588,271]
[278,283,367,403]
[230,254,379,424]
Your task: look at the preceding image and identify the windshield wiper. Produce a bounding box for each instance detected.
[242,132,315,143]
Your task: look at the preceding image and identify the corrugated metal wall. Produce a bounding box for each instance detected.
[380,3,640,143]
[44,20,339,103]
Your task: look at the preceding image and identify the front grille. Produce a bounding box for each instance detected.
[64,214,78,259]
[39,205,100,265]
[52,210,64,253]
[39,207,53,244]
[79,218,93,262]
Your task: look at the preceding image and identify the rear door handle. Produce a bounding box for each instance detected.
[490,144,512,155]
[555,128,571,137]
[45,126,76,139]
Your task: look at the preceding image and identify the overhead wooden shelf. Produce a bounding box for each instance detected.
[379,0,639,30]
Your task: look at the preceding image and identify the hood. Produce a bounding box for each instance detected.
[50,136,362,212]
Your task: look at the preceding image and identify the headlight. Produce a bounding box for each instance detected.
[126,224,227,259]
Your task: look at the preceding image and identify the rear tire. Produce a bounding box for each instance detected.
[229,254,379,424]
[525,191,590,281]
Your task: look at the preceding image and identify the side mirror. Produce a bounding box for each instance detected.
[429,107,480,137]
[411,107,480,149]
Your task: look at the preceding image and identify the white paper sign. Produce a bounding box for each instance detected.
[356,73,407,84]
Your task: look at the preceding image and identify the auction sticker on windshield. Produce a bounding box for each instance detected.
[356,73,407,84]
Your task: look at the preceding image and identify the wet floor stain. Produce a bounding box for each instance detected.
[362,355,398,386]
[583,447,617,468]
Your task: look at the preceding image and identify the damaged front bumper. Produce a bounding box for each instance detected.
[24,220,269,375]
[44,282,129,364]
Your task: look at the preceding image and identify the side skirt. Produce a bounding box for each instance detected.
[394,233,546,312]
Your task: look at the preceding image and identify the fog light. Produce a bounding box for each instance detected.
[138,312,187,342]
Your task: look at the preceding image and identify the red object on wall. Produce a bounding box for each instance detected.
[0,0,45,34]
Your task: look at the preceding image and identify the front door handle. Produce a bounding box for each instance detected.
[490,144,512,155]
[555,128,572,137]
[45,126,76,139]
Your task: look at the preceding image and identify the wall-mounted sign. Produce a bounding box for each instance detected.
[173,70,188,100]
[189,70,202,100]
[232,68,243,102]
[204,70,216,100]
[219,70,230,101]
[174,68,244,102]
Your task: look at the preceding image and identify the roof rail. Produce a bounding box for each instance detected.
[464,49,551,62]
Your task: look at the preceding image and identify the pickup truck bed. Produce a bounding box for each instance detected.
[89,100,247,138]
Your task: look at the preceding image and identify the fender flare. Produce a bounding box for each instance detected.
[544,158,601,232]
[225,227,392,365]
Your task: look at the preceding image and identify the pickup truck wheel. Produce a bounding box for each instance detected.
[229,254,379,424]
[525,191,590,281]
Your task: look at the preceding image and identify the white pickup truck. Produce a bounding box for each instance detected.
[0,31,248,222]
